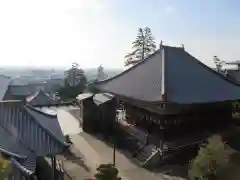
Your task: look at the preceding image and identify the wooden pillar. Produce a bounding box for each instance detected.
[53,156,57,180]
[51,156,56,180]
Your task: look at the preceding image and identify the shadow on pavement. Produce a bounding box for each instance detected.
[62,147,91,172]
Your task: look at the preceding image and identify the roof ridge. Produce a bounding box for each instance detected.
[0,74,11,79]
[0,100,22,104]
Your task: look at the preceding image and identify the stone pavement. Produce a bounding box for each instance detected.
[57,109,82,135]
[70,132,165,180]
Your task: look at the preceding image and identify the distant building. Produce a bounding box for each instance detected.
[225,61,240,83]
[3,78,64,101]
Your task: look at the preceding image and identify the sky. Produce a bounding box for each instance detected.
[0,0,240,69]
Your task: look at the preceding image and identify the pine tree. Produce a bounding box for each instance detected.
[213,56,224,73]
[125,27,156,66]
[64,62,86,87]
[57,62,87,100]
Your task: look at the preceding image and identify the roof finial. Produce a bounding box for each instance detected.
[159,40,163,49]
[181,44,184,49]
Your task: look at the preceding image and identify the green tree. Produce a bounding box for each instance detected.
[64,62,87,87]
[188,135,230,180]
[57,62,87,100]
[125,27,156,66]
[92,164,121,180]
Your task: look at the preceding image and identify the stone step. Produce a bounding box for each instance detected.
[135,144,158,165]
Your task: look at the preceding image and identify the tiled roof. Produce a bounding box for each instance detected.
[96,45,240,104]
[0,114,36,175]
[96,50,163,102]
[0,125,28,158]
[26,90,58,106]
[24,105,65,144]
[0,100,66,176]
[9,85,35,96]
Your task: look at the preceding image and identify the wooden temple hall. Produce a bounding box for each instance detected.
[76,45,240,168]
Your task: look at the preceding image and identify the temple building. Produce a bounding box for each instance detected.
[89,45,240,168]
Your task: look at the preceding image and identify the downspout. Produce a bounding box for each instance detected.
[160,46,167,157]
[161,46,167,101]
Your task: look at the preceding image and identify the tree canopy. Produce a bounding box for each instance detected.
[188,135,230,180]
[92,164,121,180]
[213,56,225,73]
[57,62,87,100]
[125,27,156,66]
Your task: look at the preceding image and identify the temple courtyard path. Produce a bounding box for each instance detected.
[57,109,165,180]
[70,132,165,180]
[57,108,82,135]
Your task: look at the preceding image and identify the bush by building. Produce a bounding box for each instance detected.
[188,135,230,180]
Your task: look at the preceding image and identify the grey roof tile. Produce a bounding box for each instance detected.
[24,105,65,144]
[0,125,29,158]
[0,100,66,155]
[0,124,36,174]
[9,85,34,96]
[0,100,67,176]
[26,90,58,106]
[165,46,240,103]
[96,45,240,104]
[96,50,163,102]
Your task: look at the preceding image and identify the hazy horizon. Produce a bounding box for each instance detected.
[0,1,240,69]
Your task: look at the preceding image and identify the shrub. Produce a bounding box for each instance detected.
[0,154,12,179]
[188,135,230,180]
[91,164,121,180]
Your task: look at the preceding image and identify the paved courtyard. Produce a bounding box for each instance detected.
[58,109,166,180]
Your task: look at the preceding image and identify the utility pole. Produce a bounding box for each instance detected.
[113,98,119,166]
[113,139,116,166]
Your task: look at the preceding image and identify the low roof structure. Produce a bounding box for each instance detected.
[95,45,240,104]
[225,60,240,65]
[0,100,66,178]
[26,90,58,106]
[93,93,114,106]
[76,92,94,101]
